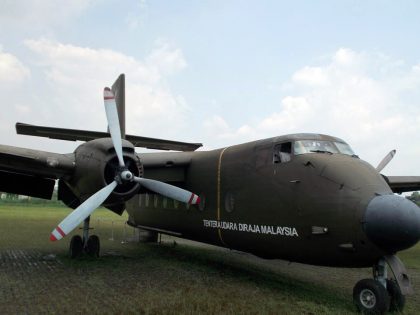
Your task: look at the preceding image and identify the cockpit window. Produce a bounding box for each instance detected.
[333,142,355,156]
[294,140,355,156]
[273,142,292,163]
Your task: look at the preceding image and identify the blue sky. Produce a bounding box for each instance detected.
[0,0,419,176]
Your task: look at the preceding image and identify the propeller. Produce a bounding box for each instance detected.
[50,181,117,241]
[133,177,200,205]
[50,88,200,241]
[104,87,124,167]
[376,149,396,173]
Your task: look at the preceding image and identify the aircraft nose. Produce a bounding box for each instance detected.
[364,195,420,253]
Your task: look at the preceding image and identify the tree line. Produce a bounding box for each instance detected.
[1,191,419,206]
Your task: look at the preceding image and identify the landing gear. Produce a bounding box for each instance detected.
[353,279,389,314]
[68,216,100,258]
[86,235,100,257]
[69,235,83,258]
[386,279,405,312]
[353,257,409,314]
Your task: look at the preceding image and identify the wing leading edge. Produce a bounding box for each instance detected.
[16,123,202,152]
[385,176,420,194]
[0,144,75,199]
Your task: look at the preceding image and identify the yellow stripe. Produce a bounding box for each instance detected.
[217,147,228,246]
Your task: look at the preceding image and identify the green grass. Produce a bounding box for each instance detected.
[0,204,419,314]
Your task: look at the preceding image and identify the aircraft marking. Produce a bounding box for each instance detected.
[217,147,229,246]
[203,220,299,237]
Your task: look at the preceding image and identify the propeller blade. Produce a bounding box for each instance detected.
[134,177,200,205]
[50,181,118,241]
[376,149,396,173]
[104,87,125,167]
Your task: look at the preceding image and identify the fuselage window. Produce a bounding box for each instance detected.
[198,194,206,211]
[273,142,292,163]
[225,192,235,212]
[145,193,150,207]
[154,195,159,208]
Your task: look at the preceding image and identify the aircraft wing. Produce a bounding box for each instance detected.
[385,176,420,193]
[16,123,202,152]
[0,144,75,199]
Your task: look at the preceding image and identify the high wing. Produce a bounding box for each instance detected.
[16,123,202,152]
[385,176,420,194]
[0,144,75,199]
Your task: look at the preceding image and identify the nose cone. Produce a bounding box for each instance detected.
[364,195,420,253]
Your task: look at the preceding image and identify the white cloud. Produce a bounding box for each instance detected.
[0,49,30,83]
[146,40,187,76]
[0,39,189,152]
[125,0,148,30]
[0,0,94,31]
[203,115,255,148]
[292,67,329,86]
[203,48,420,175]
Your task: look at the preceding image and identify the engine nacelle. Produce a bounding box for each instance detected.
[60,138,142,210]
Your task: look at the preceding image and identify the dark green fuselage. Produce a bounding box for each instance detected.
[126,134,391,267]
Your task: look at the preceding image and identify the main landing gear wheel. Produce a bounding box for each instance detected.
[386,279,405,312]
[353,279,390,314]
[86,235,100,257]
[69,235,83,259]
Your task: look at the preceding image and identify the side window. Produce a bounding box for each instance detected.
[255,144,272,169]
[273,142,292,163]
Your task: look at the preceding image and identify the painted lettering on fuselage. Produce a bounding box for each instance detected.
[203,219,299,237]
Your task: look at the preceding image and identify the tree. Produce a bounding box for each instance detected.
[407,191,420,206]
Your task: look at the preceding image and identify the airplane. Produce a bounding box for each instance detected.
[0,74,419,314]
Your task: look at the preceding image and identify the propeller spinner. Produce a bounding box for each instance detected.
[50,88,200,241]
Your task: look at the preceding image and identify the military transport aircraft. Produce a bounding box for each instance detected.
[0,74,419,314]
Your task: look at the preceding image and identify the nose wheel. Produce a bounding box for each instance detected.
[353,257,407,314]
[386,279,405,312]
[69,235,83,258]
[68,216,100,258]
[85,235,100,257]
[353,279,389,314]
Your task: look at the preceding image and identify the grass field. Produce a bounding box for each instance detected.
[0,204,419,314]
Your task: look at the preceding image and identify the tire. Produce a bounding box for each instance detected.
[69,235,83,259]
[386,279,405,312]
[86,235,100,257]
[353,279,390,314]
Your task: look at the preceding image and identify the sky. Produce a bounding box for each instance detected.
[0,0,419,176]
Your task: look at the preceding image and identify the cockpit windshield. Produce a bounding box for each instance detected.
[294,140,355,156]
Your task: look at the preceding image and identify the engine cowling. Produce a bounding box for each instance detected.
[60,138,142,211]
